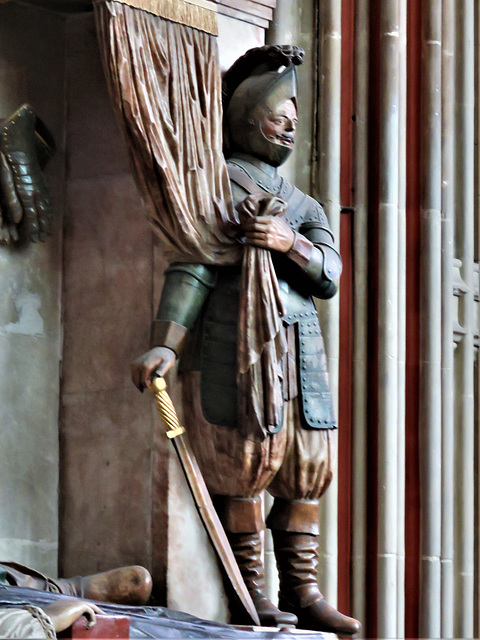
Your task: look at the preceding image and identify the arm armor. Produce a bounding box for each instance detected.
[150,263,217,352]
[284,213,342,299]
[299,223,342,299]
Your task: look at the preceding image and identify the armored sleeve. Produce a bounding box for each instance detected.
[150,263,217,354]
[286,200,342,299]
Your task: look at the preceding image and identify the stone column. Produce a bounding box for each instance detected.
[350,0,369,626]
[453,0,476,635]
[418,2,443,637]
[265,0,318,606]
[440,0,455,635]
[377,1,401,636]
[396,2,407,636]
[315,0,342,607]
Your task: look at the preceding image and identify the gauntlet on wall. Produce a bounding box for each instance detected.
[0,103,55,245]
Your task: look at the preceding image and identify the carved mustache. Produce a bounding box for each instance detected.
[276,133,295,145]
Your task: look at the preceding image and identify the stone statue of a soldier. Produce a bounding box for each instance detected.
[131,46,361,636]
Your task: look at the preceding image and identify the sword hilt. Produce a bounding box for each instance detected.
[150,376,186,439]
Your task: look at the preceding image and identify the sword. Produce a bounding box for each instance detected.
[149,376,261,627]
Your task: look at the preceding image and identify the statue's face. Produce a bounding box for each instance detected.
[261,99,297,150]
[227,84,298,167]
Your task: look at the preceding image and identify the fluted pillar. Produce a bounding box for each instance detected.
[376,2,402,636]
[396,1,407,636]
[454,0,475,635]
[350,0,369,626]
[315,0,342,606]
[418,2,443,637]
[440,0,455,635]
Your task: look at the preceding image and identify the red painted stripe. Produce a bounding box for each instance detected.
[338,0,356,617]
[338,209,353,615]
[341,0,355,208]
[405,0,422,636]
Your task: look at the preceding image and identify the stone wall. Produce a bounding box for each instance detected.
[58,13,157,580]
[0,3,66,575]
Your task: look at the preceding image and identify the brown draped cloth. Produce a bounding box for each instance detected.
[94,0,286,439]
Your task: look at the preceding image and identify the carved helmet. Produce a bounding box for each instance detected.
[222,45,304,167]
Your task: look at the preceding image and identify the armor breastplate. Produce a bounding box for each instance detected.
[197,269,336,431]
[187,156,337,432]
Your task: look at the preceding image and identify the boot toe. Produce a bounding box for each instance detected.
[251,592,298,628]
[298,598,361,636]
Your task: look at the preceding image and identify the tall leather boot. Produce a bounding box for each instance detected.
[215,496,298,628]
[267,499,361,636]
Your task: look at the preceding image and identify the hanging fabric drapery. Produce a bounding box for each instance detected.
[93,0,239,264]
[93,0,286,439]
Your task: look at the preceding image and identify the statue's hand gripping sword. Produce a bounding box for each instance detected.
[150,376,260,627]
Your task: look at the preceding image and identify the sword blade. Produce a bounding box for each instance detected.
[150,377,260,626]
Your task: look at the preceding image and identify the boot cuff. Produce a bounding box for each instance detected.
[266,498,319,535]
[214,495,263,533]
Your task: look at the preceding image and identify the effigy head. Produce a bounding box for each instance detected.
[223,45,304,167]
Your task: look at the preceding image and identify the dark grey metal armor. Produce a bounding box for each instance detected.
[154,154,342,432]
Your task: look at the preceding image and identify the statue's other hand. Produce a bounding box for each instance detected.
[43,599,104,633]
[244,215,295,253]
[131,347,176,392]
[235,194,262,225]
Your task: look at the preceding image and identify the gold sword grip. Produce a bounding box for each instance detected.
[150,377,186,439]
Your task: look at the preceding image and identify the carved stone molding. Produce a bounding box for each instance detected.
[10,0,277,25]
[453,258,468,347]
[216,0,275,29]
[9,0,92,11]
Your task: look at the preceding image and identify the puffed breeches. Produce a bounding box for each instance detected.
[182,371,337,500]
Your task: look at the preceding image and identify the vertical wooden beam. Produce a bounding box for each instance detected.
[337,0,355,617]
[338,206,353,615]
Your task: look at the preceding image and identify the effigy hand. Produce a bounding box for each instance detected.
[0,104,54,244]
[43,599,104,633]
[131,346,177,392]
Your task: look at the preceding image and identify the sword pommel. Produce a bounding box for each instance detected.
[150,376,186,439]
